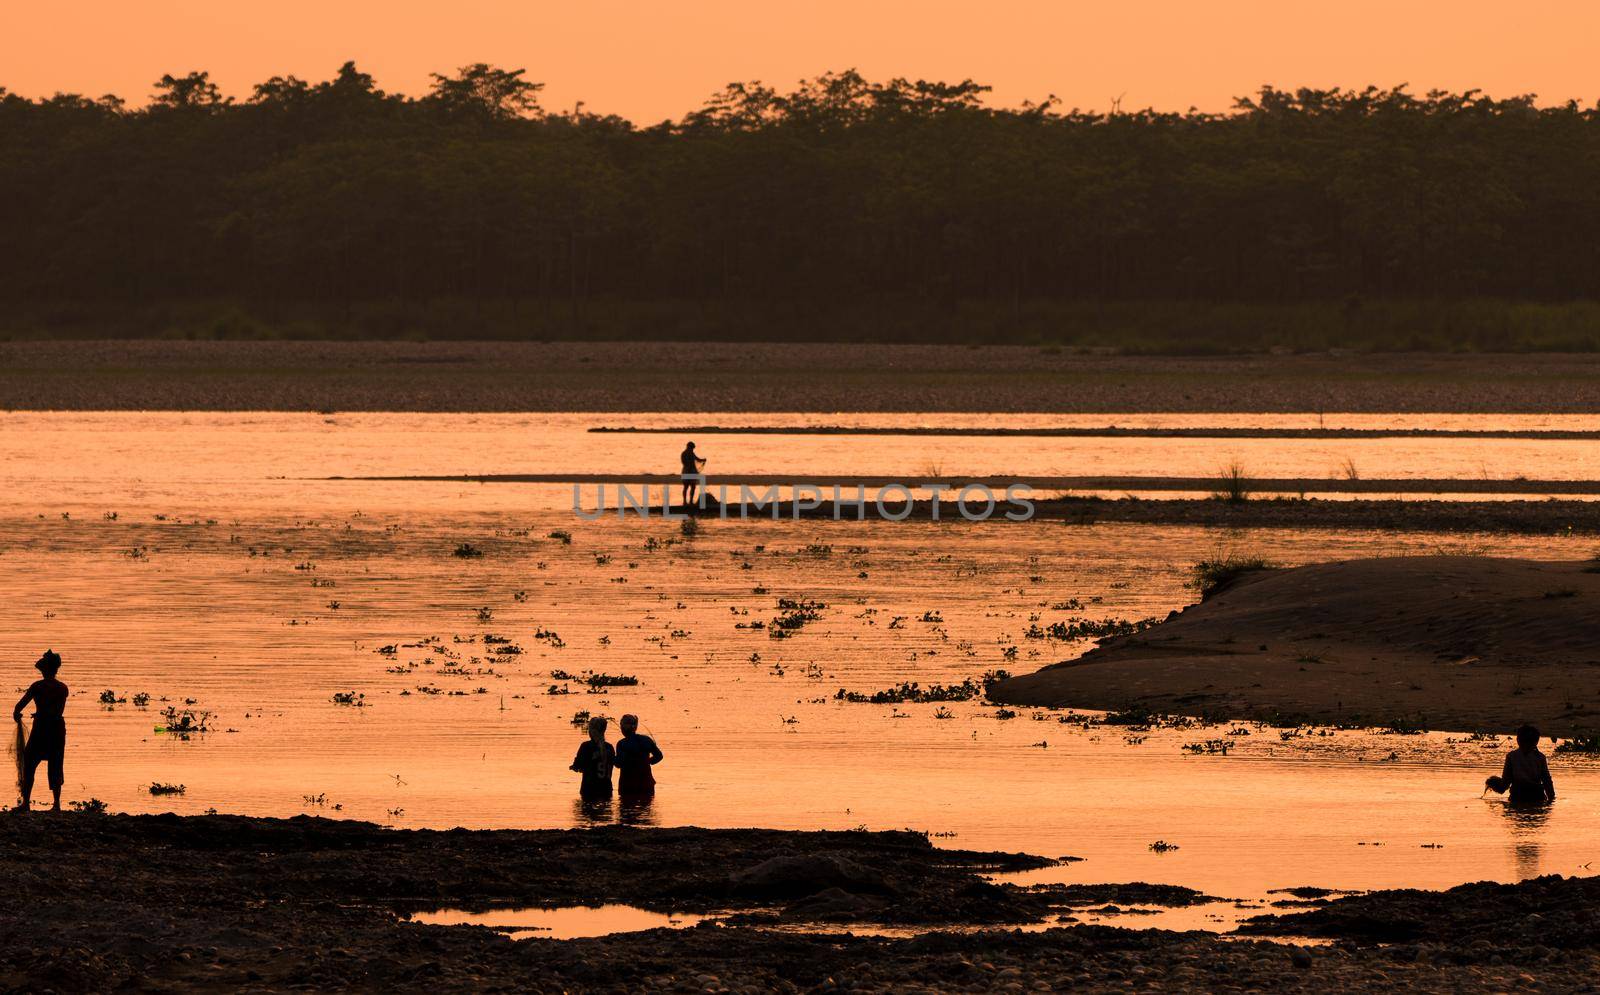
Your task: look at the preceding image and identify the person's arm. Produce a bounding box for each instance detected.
[1542,755,1556,801]
[1501,753,1514,784]
[12,684,34,722]
[649,738,663,764]
[570,743,588,773]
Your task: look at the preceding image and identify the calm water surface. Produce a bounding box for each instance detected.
[1,411,1596,915]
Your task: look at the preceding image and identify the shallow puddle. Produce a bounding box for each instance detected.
[408,904,706,940]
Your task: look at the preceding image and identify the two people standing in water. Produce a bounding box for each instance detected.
[12,650,68,812]
[571,713,663,800]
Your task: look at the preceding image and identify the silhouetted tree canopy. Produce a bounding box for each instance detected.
[3,64,1600,340]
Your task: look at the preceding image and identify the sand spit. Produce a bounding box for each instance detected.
[3,813,1598,992]
[991,556,1600,735]
[334,474,1600,498]
[8,340,1600,412]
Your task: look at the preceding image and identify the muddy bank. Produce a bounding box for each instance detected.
[3,813,1598,992]
[1242,873,1600,948]
[719,496,1600,533]
[8,340,1600,412]
[1037,496,1600,532]
[991,556,1600,734]
[595,425,1600,440]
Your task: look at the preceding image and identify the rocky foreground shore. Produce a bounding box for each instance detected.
[2,813,1598,992]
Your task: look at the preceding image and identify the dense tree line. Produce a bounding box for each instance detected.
[3,65,1599,341]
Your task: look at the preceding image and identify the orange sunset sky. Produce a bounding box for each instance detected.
[4,1,1597,121]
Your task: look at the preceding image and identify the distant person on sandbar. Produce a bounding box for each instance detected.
[570,715,615,798]
[13,650,68,812]
[680,441,707,510]
[1485,724,1556,806]
[615,713,664,798]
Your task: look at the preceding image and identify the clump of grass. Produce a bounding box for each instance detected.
[834,670,1008,704]
[1213,460,1251,503]
[330,691,367,706]
[547,530,573,545]
[581,672,638,689]
[1148,840,1180,853]
[1554,733,1600,755]
[770,598,827,637]
[69,798,108,814]
[149,783,187,796]
[1101,708,1155,726]
[680,517,700,537]
[1024,617,1158,640]
[155,707,210,738]
[453,542,483,558]
[1191,553,1275,599]
[1339,456,1361,481]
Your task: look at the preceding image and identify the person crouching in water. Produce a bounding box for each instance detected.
[615,714,664,798]
[1486,724,1556,806]
[570,715,615,798]
[14,650,69,812]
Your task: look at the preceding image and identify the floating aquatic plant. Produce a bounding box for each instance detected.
[149,783,187,796]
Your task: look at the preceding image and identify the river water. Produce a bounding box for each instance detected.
[1,411,1596,916]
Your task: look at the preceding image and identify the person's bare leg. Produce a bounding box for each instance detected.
[18,767,32,812]
[50,786,61,811]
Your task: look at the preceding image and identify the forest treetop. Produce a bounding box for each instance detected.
[4,64,1599,347]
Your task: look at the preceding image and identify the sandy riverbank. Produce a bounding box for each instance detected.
[7,341,1600,412]
[2,813,1596,992]
[991,556,1600,734]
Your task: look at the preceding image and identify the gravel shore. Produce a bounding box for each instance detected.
[2,813,1596,992]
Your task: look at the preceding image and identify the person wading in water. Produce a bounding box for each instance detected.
[14,650,68,812]
[570,715,615,799]
[615,713,664,799]
[1485,724,1556,806]
[680,441,707,510]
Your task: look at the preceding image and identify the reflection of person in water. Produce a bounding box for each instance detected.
[615,714,663,799]
[679,441,707,509]
[13,650,69,812]
[1485,724,1556,805]
[570,716,615,798]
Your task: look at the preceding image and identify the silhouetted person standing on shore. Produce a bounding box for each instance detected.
[14,650,68,812]
[570,715,615,798]
[680,441,707,510]
[1486,724,1556,806]
[615,714,663,798]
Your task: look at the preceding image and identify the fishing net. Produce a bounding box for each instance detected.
[9,719,25,803]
